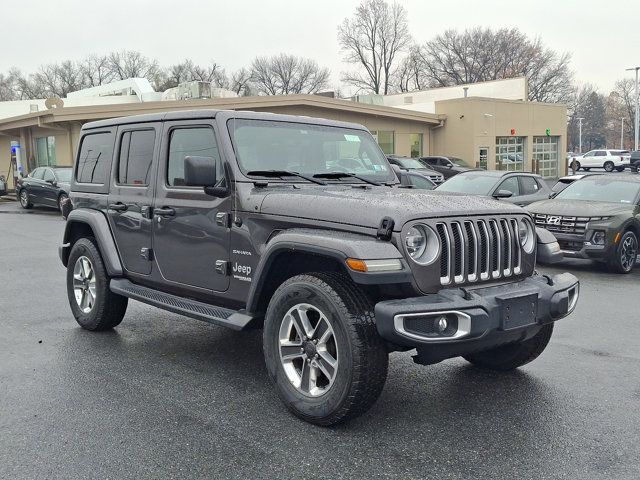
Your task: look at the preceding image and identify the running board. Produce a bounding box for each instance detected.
[110,278,255,331]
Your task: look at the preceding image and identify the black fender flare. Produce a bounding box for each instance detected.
[245,228,411,314]
[59,209,123,276]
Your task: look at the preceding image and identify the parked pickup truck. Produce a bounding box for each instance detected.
[59,110,580,425]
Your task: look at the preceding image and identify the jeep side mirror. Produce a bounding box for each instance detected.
[184,156,228,198]
[492,189,513,199]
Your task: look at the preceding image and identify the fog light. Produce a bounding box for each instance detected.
[436,316,448,332]
[592,231,606,245]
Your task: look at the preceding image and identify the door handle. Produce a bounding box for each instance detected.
[108,203,128,212]
[154,207,175,217]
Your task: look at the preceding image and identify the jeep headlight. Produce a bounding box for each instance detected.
[405,224,439,265]
[518,218,535,254]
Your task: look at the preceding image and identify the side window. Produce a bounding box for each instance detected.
[167,127,221,187]
[76,132,114,184]
[594,151,606,157]
[498,176,520,196]
[31,168,44,180]
[118,129,156,186]
[520,176,539,195]
[409,174,435,190]
[424,158,436,165]
[43,168,55,183]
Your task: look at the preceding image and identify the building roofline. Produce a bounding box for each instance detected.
[434,96,566,108]
[383,77,528,98]
[0,94,445,132]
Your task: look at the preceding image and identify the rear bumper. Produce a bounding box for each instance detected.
[375,273,579,364]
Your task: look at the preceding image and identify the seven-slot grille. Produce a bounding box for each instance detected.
[533,214,589,236]
[435,218,522,285]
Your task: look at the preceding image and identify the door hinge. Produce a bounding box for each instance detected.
[215,212,231,228]
[141,205,153,219]
[215,260,230,275]
[140,247,153,261]
[377,216,395,241]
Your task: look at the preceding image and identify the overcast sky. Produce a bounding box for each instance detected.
[3,0,639,94]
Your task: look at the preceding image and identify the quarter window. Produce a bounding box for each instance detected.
[30,168,44,180]
[76,132,114,184]
[118,129,156,186]
[167,127,221,187]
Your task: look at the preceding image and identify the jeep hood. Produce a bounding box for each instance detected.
[527,199,634,217]
[258,186,524,230]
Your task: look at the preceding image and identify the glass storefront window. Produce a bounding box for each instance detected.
[495,136,525,171]
[371,130,395,155]
[35,136,56,166]
[409,133,422,158]
[533,136,559,178]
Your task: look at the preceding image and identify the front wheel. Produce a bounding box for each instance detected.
[604,161,614,172]
[19,189,32,209]
[608,230,638,274]
[263,272,388,426]
[464,324,553,371]
[66,237,128,330]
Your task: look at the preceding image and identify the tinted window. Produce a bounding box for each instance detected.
[167,127,221,187]
[409,174,435,190]
[497,177,520,196]
[76,132,114,184]
[118,129,156,186]
[43,168,55,182]
[424,158,437,165]
[520,176,540,195]
[30,168,44,180]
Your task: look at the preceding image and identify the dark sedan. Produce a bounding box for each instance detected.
[391,165,436,190]
[386,155,444,184]
[16,166,72,214]
[436,170,553,206]
[527,174,640,273]
[419,156,473,179]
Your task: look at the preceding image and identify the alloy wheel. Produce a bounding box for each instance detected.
[620,235,638,272]
[278,303,339,397]
[73,256,97,313]
[20,190,28,207]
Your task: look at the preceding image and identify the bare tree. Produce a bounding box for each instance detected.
[0,69,21,101]
[230,68,254,96]
[607,79,636,148]
[250,54,330,95]
[414,28,574,103]
[107,50,161,84]
[394,46,428,92]
[338,0,411,94]
[79,55,115,87]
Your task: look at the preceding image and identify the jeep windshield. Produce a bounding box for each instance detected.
[555,177,640,204]
[229,119,396,184]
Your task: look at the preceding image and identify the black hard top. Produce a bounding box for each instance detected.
[82,109,369,132]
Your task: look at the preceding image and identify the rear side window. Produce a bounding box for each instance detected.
[520,176,540,195]
[76,132,114,184]
[31,168,44,179]
[118,130,156,186]
[167,127,221,187]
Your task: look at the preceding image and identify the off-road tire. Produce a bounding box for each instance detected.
[66,237,128,331]
[58,193,69,214]
[608,230,638,274]
[263,272,388,426]
[19,189,32,209]
[604,161,614,172]
[464,323,554,371]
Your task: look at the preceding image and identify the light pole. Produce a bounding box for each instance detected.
[577,117,584,153]
[626,66,640,151]
[621,117,625,149]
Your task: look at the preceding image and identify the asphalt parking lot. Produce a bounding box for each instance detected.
[1,204,639,480]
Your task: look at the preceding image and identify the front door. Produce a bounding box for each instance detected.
[41,168,59,206]
[107,123,160,275]
[152,120,231,292]
[478,148,488,169]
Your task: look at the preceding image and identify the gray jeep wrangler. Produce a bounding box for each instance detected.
[60,110,580,425]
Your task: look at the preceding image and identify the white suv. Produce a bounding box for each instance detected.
[575,149,631,172]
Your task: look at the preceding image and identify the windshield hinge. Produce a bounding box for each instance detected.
[377,216,395,241]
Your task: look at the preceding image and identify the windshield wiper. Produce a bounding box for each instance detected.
[313,172,382,186]
[246,170,326,185]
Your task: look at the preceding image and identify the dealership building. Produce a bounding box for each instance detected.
[0,77,567,191]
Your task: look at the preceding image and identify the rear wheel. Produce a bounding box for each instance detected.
[263,272,388,426]
[608,230,638,274]
[66,237,128,330]
[19,189,32,209]
[604,161,614,172]
[464,324,554,371]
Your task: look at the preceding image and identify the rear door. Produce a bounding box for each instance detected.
[152,120,231,292]
[107,123,160,275]
[41,168,59,206]
[26,168,45,203]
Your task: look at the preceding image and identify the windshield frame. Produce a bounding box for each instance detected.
[555,178,640,204]
[227,118,398,184]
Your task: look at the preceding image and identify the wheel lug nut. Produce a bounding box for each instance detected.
[300,348,304,353]
[313,339,318,344]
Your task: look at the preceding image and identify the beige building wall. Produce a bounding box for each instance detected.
[431,97,568,176]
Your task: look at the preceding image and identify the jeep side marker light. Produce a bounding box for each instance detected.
[346,258,403,272]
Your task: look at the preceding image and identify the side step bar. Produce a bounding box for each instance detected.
[110,278,256,331]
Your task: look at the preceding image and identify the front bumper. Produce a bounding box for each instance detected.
[554,232,613,259]
[375,273,579,365]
